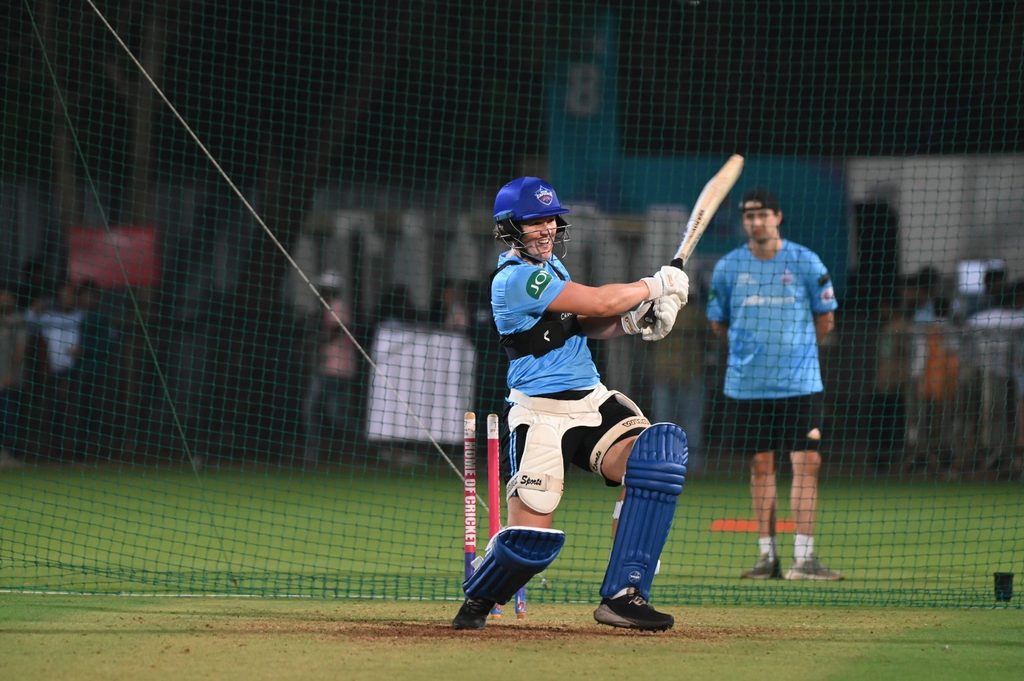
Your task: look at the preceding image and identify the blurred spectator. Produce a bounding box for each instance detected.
[650,274,707,473]
[980,268,1009,314]
[964,279,1024,475]
[439,280,471,333]
[1012,282,1024,478]
[0,286,27,468]
[901,267,959,476]
[906,266,942,324]
[70,281,117,460]
[24,282,85,456]
[951,263,1006,323]
[304,271,359,464]
[872,283,913,470]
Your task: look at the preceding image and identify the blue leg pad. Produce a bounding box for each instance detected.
[600,423,687,599]
[464,527,565,604]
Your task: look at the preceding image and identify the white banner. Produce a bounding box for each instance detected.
[367,322,477,444]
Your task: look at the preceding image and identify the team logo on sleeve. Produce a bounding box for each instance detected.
[821,287,835,303]
[526,270,553,299]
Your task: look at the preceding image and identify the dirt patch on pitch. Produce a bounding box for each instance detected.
[232,619,780,642]
[339,622,779,641]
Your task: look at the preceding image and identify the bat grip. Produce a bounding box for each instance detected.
[641,258,684,324]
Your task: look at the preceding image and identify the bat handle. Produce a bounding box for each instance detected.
[641,258,685,324]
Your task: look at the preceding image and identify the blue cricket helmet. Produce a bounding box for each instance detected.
[492,177,571,249]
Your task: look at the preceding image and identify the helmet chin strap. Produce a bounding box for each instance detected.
[515,246,546,265]
[515,243,567,266]
[513,229,570,265]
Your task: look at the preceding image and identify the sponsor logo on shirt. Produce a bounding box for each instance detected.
[526,270,552,299]
[737,273,757,286]
[741,294,797,307]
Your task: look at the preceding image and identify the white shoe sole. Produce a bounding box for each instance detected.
[784,569,844,581]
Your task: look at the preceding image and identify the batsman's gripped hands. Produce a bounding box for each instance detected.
[620,292,685,341]
[641,266,689,306]
[641,293,684,342]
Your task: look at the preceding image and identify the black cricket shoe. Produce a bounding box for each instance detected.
[451,597,495,630]
[593,590,674,631]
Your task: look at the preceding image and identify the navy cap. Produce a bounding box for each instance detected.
[739,189,781,213]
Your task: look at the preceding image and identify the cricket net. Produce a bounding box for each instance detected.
[1,1,1021,608]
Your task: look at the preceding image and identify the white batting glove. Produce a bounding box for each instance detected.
[641,293,683,342]
[620,301,649,335]
[641,266,689,305]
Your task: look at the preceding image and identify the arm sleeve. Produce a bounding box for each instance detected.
[806,253,838,315]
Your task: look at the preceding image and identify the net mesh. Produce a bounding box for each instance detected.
[1,0,1022,608]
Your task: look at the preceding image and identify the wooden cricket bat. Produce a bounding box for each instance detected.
[643,154,744,323]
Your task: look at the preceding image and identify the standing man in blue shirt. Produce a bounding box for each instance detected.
[453,177,691,631]
[707,189,843,581]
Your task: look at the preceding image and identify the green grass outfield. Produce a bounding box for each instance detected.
[1,594,1021,681]
[1,466,1022,608]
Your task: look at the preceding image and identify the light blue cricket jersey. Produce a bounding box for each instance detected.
[706,240,838,399]
[491,252,600,395]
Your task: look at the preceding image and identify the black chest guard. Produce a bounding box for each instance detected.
[491,260,583,360]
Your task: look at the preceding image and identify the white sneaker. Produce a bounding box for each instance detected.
[784,554,844,581]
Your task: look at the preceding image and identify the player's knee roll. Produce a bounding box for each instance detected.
[463,527,565,604]
[625,423,688,495]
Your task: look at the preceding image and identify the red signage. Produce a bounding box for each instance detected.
[68,225,161,288]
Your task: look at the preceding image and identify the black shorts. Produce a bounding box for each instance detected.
[501,390,646,487]
[722,393,824,455]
